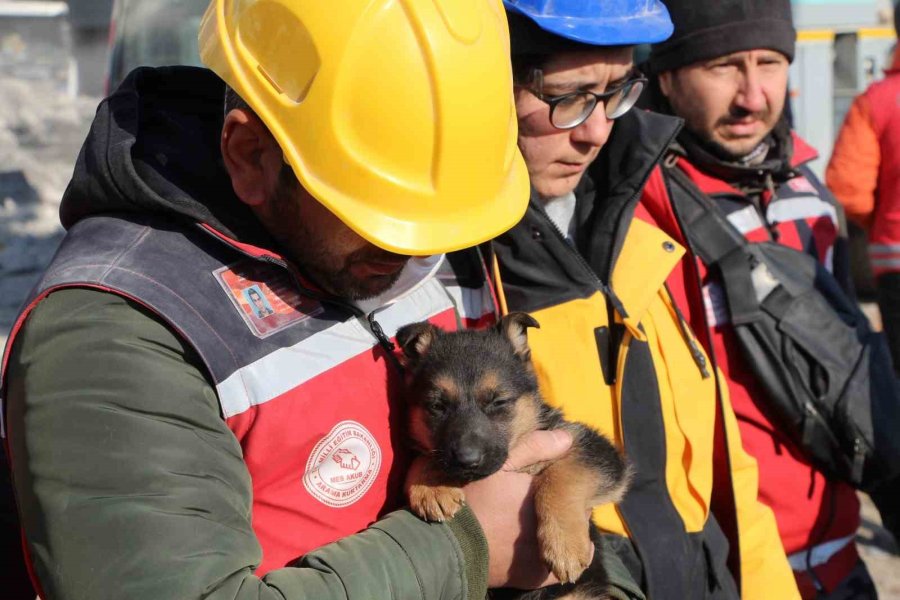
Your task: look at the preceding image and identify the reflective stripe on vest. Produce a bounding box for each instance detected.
[0,214,496,575]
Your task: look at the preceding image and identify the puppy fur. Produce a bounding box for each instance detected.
[396,313,631,599]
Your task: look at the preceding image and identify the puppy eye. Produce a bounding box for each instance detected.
[487,396,514,411]
[425,399,447,415]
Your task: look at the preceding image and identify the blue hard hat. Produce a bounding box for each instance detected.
[503,0,674,47]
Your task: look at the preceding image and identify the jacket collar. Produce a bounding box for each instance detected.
[673,117,798,181]
[611,219,685,339]
[576,108,683,283]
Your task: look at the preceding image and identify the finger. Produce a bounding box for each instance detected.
[503,429,572,471]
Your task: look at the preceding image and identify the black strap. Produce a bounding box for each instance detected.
[618,339,701,599]
[716,249,762,325]
[664,164,767,325]
[663,164,749,266]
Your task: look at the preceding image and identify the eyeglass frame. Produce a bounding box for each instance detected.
[519,68,648,130]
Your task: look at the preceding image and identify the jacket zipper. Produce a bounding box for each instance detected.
[528,203,628,384]
[526,127,684,384]
[666,168,748,588]
[530,200,626,314]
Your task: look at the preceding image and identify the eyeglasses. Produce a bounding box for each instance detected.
[521,69,647,130]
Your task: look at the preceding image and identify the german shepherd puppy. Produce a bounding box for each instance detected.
[396,313,631,599]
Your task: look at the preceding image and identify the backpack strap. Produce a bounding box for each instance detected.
[664,160,775,325]
[662,160,747,264]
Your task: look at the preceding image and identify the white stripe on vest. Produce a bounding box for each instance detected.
[217,278,454,418]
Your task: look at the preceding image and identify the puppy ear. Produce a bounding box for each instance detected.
[396,322,439,365]
[498,312,540,359]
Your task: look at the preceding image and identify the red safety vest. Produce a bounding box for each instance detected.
[638,138,861,593]
[1,214,497,576]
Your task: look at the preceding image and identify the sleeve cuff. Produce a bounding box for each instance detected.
[446,505,489,600]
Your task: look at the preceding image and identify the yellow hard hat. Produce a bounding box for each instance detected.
[199,0,529,255]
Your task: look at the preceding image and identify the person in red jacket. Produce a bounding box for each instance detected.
[826,4,900,375]
[636,0,881,597]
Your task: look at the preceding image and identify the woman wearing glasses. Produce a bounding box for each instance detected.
[490,3,799,599]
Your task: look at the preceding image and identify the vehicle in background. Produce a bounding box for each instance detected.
[0,1,75,95]
[106,0,206,93]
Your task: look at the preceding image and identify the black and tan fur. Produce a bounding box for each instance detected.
[396,313,631,599]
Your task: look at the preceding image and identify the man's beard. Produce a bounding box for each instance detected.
[703,135,768,163]
[269,166,406,301]
[298,246,406,301]
[708,107,777,161]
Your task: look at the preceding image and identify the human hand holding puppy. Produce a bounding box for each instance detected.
[468,429,585,589]
[404,428,576,589]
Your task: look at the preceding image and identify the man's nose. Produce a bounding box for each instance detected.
[570,106,613,149]
[735,67,767,114]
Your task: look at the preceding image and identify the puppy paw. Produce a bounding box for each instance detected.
[538,521,593,584]
[408,483,465,522]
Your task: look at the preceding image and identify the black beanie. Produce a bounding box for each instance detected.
[648,0,796,73]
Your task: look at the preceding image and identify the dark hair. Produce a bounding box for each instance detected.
[511,53,548,84]
[224,85,253,116]
[248,288,262,299]
[507,10,631,84]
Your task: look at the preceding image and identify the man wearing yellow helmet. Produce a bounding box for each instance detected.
[491,2,799,599]
[0,1,592,598]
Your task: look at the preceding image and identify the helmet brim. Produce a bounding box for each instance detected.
[296,154,531,256]
[506,4,674,47]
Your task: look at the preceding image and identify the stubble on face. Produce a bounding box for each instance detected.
[264,166,408,301]
[663,50,789,160]
[669,90,776,159]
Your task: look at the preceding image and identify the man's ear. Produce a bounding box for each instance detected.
[498,312,540,359]
[396,322,439,366]
[221,109,283,207]
[658,70,674,99]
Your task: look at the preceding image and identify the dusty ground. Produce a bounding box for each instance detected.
[858,492,900,597]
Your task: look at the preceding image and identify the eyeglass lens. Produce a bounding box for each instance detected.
[550,80,645,129]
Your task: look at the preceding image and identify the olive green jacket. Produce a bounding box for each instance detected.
[5,288,644,600]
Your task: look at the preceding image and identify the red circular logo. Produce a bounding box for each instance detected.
[303,421,382,508]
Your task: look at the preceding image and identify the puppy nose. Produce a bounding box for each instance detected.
[451,445,484,469]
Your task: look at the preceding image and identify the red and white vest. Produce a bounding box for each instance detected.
[640,148,861,587]
[1,214,497,574]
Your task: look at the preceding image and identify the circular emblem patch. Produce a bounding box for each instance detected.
[303,421,382,508]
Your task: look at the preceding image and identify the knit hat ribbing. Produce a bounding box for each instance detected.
[649,0,796,72]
